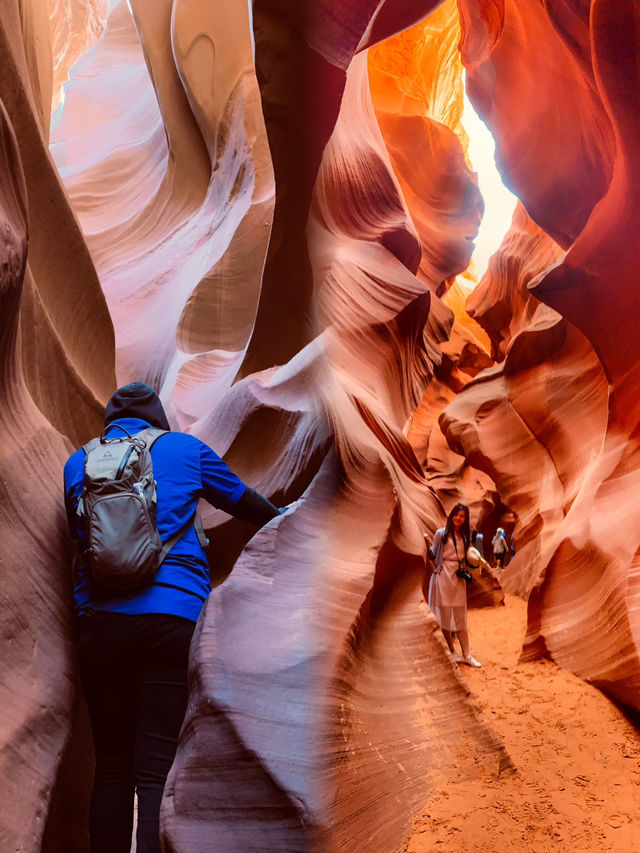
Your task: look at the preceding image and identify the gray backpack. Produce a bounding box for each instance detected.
[78,425,206,592]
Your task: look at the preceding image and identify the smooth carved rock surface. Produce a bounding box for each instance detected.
[451,0,640,710]
[367,6,503,601]
[244,0,447,375]
[466,203,565,362]
[163,16,510,851]
[458,0,615,250]
[368,1,483,292]
[0,98,87,853]
[1,4,115,849]
[0,1,115,445]
[51,0,275,425]
[8,0,640,850]
[405,278,503,609]
[367,4,502,594]
[0,1,512,851]
[48,0,109,111]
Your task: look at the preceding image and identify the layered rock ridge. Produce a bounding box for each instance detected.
[445,0,640,711]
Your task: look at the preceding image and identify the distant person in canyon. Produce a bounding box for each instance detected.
[425,503,482,668]
[63,382,282,853]
[471,527,484,557]
[492,527,508,569]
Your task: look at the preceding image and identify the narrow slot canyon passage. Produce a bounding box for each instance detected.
[1,1,639,851]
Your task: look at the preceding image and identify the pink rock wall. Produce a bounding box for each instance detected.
[0,3,115,848]
[51,0,275,422]
[1,1,115,442]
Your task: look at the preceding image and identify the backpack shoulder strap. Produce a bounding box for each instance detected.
[157,510,209,563]
[140,428,211,556]
[138,427,169,449]
[193,513,210,550]
[158,514,194,563]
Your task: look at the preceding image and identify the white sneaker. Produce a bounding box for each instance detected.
[463,655,482,668]
[452,652,464,664]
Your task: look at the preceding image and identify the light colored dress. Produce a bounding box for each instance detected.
[429,536,468,632]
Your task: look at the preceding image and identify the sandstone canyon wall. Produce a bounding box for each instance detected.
[367,12,503,608]
[1,2,115,849]
[444,0,640,711]
[2,1,510,851]
[1,0,639,851]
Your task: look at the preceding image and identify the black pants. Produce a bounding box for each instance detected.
[495,551,505,568]
[78,612,195,853]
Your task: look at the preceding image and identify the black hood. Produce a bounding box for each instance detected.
[104,382,171,431]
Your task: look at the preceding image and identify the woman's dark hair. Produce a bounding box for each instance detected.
[443,503,470,549]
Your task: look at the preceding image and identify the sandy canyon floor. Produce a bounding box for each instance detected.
[405,595,640,852]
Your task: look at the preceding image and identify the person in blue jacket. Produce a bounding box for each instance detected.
[63,382,281,853]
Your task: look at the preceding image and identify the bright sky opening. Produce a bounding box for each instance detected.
[462,88,518,284]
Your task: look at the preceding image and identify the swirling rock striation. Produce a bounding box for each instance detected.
[163,9,510,850]
[0,97,91,853]
[0,0,590,849]
[0,4,116,849]
[448,0,640,710]
[1,0,115,444]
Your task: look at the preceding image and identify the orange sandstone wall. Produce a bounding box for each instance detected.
[450,0,640,709]
[0,1,513,851]
[368,7,502,610]
[368,1,481,292]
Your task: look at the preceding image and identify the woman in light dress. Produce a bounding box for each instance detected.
[426,503,482,668]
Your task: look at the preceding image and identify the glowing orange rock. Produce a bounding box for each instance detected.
[454,0,640,710]
[458,0,615,249]
[49,0,109,111]
[369,1,483,290]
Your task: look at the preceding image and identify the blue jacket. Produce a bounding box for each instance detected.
[63,417,248,622]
